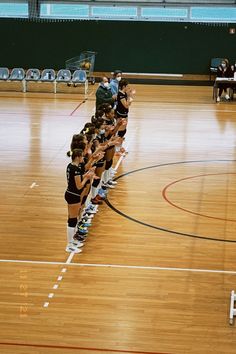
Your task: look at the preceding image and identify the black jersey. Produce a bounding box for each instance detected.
[66,163,83,195]
[79,162,86,175]
[96,132,106,144]
[79,162,90,187]
[91,133,106,167]
[116,90,128,118]
[217,65,232,78]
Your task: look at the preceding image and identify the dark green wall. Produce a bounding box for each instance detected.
[1,18,236,74]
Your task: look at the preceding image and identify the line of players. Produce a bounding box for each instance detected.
[64,82,135,253]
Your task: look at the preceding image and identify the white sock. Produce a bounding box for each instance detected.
[67,226,75,244]
[85,192,91,208]
[98,178,103,190]
[108,167,113,180]
[101,171,105,183]
[91,186,98,199]
[103,170,110,184]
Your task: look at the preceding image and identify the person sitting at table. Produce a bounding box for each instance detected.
[216,59,231,102]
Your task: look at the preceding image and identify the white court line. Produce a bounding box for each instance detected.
[1,258,236,275]
[123,128,137,153]
[114,154,125,170]
[42,252,73,308]
[66,252,74,264]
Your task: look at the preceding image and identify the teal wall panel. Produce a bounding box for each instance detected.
[1,19,236,74]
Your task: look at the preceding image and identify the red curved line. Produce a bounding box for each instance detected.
[0,342,170,354]
[162,173,236,223]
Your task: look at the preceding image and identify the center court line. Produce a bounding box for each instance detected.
[42,248,74,307]
[1,259,236,275]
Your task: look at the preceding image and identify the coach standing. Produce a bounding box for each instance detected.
[95,76,117,110]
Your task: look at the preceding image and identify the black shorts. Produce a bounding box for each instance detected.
[64,190,81,204]
[116,112,128,119]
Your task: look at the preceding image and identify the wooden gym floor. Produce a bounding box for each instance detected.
[0,84,236,354]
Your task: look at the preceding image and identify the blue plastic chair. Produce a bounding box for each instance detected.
[56,69,71,82]
[72,69,87,83]
[25,68,41,81]
[9,68,25,81]
[0,67,9,80]
[41,69,55,82]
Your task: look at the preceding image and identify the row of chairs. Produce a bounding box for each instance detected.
[0,67,88,94]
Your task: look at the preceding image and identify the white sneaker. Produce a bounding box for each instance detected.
[82,217,92,224]
[85,205,98,214]
[88,204,98,211]
[225,94,230,100]
[108,179,117,185]
[65,244,82,253]
[71,240,84,248]
[83,212,94,219]
[105,182,115,189]
[216,96,220,102]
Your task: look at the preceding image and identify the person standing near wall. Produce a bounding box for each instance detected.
[110,70,122,96]
[95,76,117,110]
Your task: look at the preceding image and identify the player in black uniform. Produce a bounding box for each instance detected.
[102,106,125,188]
[89,118,108,204]
[115,79,134,152]
[64,149,96,253]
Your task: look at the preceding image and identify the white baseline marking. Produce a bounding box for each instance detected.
[1,258,236,275]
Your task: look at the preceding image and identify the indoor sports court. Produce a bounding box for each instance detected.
[1,1,236,354]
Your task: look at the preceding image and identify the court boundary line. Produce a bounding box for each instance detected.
[0,341,170,354]
[1,259,236,275]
